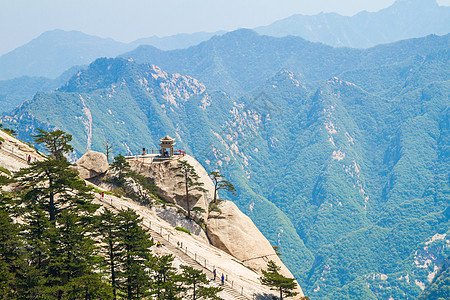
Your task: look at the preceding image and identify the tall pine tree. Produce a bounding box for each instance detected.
[150,254,184,300]
[0,208,23,299]
[99,208,122,300]
[260,260,299,300]
[180,265,222,300]
[14,129,108,299]
[116,208,154,300]
[208,171,236,203]
[170,160,206,218]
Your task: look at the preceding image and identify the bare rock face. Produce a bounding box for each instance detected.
[74,150,108,180]
[154,206,209,242]
[0,130,44,171]
[207,200,304,296]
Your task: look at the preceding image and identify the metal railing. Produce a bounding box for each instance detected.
[103,197,252,299]
[140,218,252,299]
[0,142,29,163]
[95,163,258,299]
[125,149,187,157]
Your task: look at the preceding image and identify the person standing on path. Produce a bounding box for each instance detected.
[213,269,217,280]
[221,274,225,286]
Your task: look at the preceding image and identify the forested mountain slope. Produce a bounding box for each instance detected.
[0,65,85,113]
[121,30,450,96]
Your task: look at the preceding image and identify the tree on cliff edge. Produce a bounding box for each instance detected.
[208,171,236,203]
[32,128,73,161]
[171,160,206,218]
[260,260,299,300]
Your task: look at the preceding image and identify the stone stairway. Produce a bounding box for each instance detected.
[0,145,28,164]
[99,197,250,300]
[147,228,249,300]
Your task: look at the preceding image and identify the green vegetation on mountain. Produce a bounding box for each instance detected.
[120,29,449,97]
[109,154,157,204]
[171,160,207,218]
[417,257,450,300]
[260,260,299,300]
[209,171,236,203]
[1,31,449,299]
[0,65,85,113]
[180,265,222,300]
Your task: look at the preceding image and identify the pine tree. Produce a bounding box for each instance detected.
[110,155,156,205]
[110,154,131,187]
[47,210,110,299]
[180,265,222,300]
[116,208,154,300]
[15,156,97,222]
[208,171,236,203]
[260,260,298,300]
[14,129,107,298]
[150,254,184,300]
[197,286,223,300]
[32,128,73,161]
[1,179,46,299]
[171,160,207,218]
[0,208,23,299]
[99,208,122,300]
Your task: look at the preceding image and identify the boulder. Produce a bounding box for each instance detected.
[74,150,108,179]
[206,200,304,296]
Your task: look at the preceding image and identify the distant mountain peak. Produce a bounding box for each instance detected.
[219,28,259,39]
[255,0,449,48]
[327,76,357,88]
[271,69,306,89]
[0,30,133,80]
[58,57,209,108]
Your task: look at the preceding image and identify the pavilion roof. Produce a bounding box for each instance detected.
[159,135,175,142]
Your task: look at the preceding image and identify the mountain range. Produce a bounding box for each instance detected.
[0,30,132,81]
[2,29,449,299]
[120,29,450,96]
[0,65,85,114]
[255,0,450,48]
[0,0,448,83]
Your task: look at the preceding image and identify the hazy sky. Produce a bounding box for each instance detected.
[1,0,449,55]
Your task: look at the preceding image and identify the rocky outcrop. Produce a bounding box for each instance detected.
[207,200,304,296]
[74,150,108,179]
[1,133,305,299]
[127,154,303,296]
[128,155,215,214]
